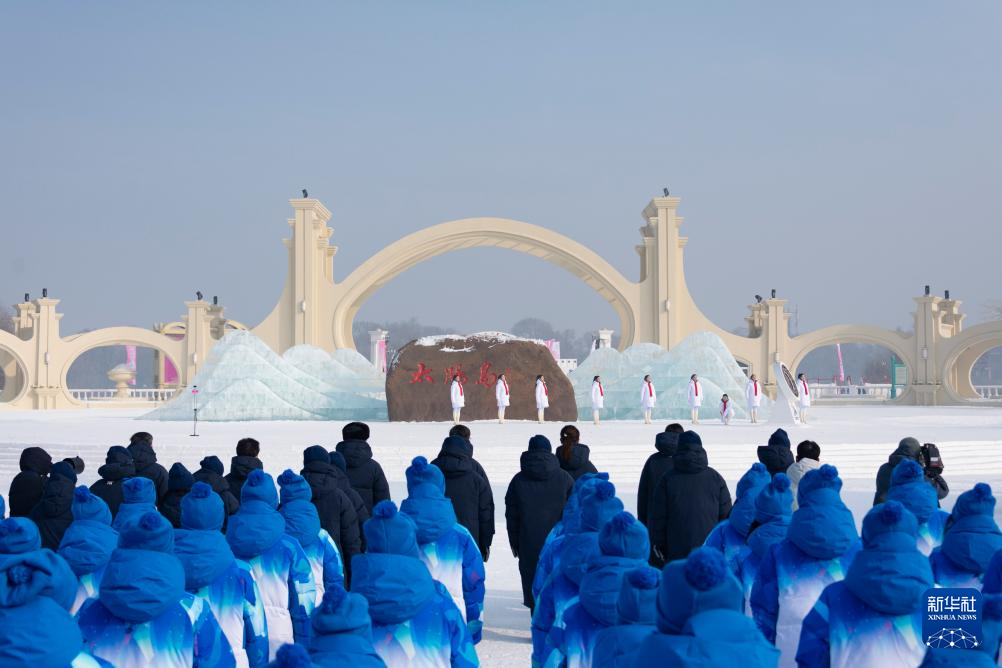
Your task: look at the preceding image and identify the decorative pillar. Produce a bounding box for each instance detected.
[182,300,214,385]
[761,298,790,398]
[911,293,944,405]
[288,198,336,349]
[597,329,614,349]
[29,298,64,409]
[368,329,389,373]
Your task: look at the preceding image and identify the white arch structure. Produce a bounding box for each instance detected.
[3,196,1001,409]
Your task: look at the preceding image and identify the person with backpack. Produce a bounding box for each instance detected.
[127,431,169,503]
[431,435,494,562]
[335,422,390,515]
[7,446,52,517]
[57,487,119,614]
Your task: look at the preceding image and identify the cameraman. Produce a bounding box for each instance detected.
[873,436,949,505]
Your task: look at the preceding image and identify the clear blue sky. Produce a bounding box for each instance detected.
[2,1,1000,340]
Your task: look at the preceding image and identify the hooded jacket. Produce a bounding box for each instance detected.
[734,474,793,604]
[7,447,52,518]
[78,511,235,668]
[194,456,240,517]
[88,446,135,518]
[305,447,369,553]
[27,461,77,550]
[757,430,794,477]
[308,585,386,668]
[127,440,169,503]
[401,457,486,641]
[226,470,316,657]
[111,476,158,532]
[176,483,269,668]
[558,443,599,482]
[785,457,820,511]
[749,465,860,666]
[886,459,950,556]
[637,431,679,529]
[333,440,390,514]
[278,470,345,600]
[161,463,196,528]
[291,452,360,568]
[797,501,934,668]
[225,456,264,501]
[930,483,1002,589]
[591,567,660,668]
[630,548,779,668]
[57,487,118,614]
[350,501,478,668]
[431,436,495,555]
[649,432,732,563]
[874,437,949,505]
[705,463,771,564]
[505,440,575,608]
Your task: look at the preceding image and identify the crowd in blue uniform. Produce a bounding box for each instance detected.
[2,421,1001,667]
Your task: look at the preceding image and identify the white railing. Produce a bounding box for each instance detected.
[812,383,894,400]
[975,386,1002,400]
[70,388,178,403]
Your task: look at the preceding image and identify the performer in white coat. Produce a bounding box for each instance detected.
[495,373,510,424]
[745,373,763,424]
[719,394,734,425]
[590,375,604,425]
[641,374,656,424]
[535,374,549,423]
[797,372,812,424]
[450,374,464,424]
[687,373,702,424]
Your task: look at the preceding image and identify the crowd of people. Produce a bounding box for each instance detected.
[1,420,1000,667]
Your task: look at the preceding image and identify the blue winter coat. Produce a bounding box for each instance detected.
[532,532,599,665]
[591,568,658,668]
[401,491,486,640]
[734,517,791,604]
[78,546,235,667]
[886,463,950,555]
[309,587,386,667]
[351,551,478,667]
[57,491,118,614]
[279,493,345,600]
[705,464,771,564]
[0,518,79,612]
[930,513,1002,589]
[111,477,158,531]
[630,608,779,667]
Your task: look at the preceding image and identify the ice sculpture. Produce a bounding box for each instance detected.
[570,331,770,421]
[144,331,387,422]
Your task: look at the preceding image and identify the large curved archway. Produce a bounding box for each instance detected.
[938,322,1002,402]
[332,218,640,350]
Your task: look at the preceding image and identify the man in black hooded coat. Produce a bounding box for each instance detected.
[225,437,264,500]
[159,462,194,528]
[297,445,361,567]
[8,447,52,517]
[504,434,574,611]
[757,428,795,477]
[431,435,494,561]
[27,460,77,550]
[649,430,732,565]
[334,422,390,514]
[89,445,135,517]
[127,432,169,503]
[873,436,949,504]
[636,424,683,529]
[193,455,240,516]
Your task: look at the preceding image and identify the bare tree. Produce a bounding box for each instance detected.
[985,300,1002,321]
[0,304,13,334]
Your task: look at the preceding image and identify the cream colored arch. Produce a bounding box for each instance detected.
[788,325,915,384]
[937,321,1002,402]
[0,330,32,404]
[331,217,641,350]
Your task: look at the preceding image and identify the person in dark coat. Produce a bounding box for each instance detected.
[7,446,52,517]
[225,437,264,500]
[27,460,77,550]
[447,424,492,487]
[556,425,599,481]
[334,422,390,514]
[637,424,684,529]
[649,430,732,565]
[756,428,794,477]
[88,446,134,518]
[297,447,361,567]
[193,455,240,517]
[505,434,575,611]
[158,462,194,528]
[874,436,949,505]
[432,435,495,561]
[127,431,168,503]
[306,446,368,525]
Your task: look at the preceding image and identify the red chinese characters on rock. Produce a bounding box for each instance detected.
[409,363,433,384]
[442,365,468,385]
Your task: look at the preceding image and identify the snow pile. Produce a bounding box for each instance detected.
[144,331,387,422]
[570,331,770,421]
[414,332,539,348]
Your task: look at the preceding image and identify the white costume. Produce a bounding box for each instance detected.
[591,379,605,425]
[641,379,656,424]
[495,377,510,423]
[687,379,702,424]
[798,376,811,423]
[745,378,762,423]
[719,398,734,424]
[535,379,549,422]
[450,379,464,423]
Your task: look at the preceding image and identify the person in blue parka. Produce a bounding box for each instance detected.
[553,512,651,668]
[0,547,111,667]
[750,464,860,667]
[796,501,934,668]
[887,459,951,556]
[734,473,793,603]
[176,482,269,668]
[930,482,1002,589]
[591,567,660,668]
[111,476,157,531]
[351,500,478,667]
[57,487,118,614]
[226,470,316,658]
[982,593,1002,665]
[0,494,4,519]
[705,462,771,564]
[401,456,486,641]
[0,517,79,613]
[277,469,345,601]
[0,517,42,556]
[532,480,623,666]
[78,511,235,667]
[308,584,386,667]
[630,547,779,668]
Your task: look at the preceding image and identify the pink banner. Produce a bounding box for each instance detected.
[164,358,178,385]
[544,339,561,361]
[125,345,137,385]
[377,339,387,373]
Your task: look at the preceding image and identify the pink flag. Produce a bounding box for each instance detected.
[377,339,387,374]
[126,345,137,385]
[163,358,178,386]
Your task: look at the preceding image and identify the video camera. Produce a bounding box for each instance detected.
[921,443,944,474]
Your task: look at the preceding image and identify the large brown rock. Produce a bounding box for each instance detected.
[386,334,578,422]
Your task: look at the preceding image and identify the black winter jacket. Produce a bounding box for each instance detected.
[127,441,169,503]
[298,460,361,565]
[637,431,679,528]
[8,447,52,517]
[159,463,194,529]
[89,447,135,518]
[649,440,732,565]
[28,472,75,550]
[334,440,390,514]
[432,437,495,554]
[756,442,795,477]
[193,461,240,517]
[504,450,574,607]
[225,456,263,501]
[557,443,599,482]
[874,443,949,505]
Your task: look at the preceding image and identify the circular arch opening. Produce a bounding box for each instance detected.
[795,342,909,401]
[64,343,182,404]
[0,347,29,404]
[957,345,1002,400]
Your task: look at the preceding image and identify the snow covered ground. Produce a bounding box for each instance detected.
[2,405,1001,666]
